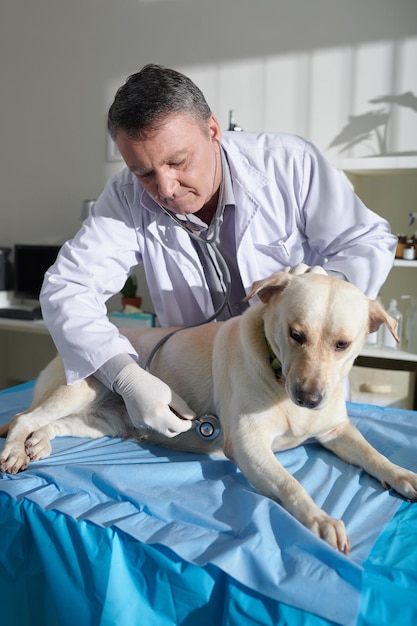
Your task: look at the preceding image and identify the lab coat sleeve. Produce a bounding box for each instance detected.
[299,143,397,298]
[40,176,142,384]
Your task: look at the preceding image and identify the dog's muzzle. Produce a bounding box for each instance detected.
[293,385,324,410]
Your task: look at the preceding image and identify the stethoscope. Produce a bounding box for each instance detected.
[144,143,230,440]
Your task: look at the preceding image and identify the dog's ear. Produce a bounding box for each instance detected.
[244,271,292,304]
[368,298,400,343]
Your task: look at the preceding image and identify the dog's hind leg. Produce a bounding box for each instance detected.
[24,413,113,463]
[0,373,102,474]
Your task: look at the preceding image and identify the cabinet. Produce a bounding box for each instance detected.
[0,319,57,390]
[338,156,417,409]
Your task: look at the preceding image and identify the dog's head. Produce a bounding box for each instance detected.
[246,271,398,410]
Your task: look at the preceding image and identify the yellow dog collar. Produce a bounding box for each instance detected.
[265,339,283,380]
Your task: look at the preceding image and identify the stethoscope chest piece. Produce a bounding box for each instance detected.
[196,414,221,440]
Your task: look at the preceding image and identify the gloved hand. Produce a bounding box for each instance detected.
[284,263,328,276]
[113,362,195,438]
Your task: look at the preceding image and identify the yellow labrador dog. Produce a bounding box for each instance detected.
[1,271,417,555]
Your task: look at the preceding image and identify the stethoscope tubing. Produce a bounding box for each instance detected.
[144,145,231,373]
[143,223,229,440]
[143,144,229,439]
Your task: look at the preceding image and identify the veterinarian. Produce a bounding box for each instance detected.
[40,64,397,438]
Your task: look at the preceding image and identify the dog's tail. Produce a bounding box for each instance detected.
[0,423,9,437]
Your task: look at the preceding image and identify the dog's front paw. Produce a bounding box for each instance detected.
[25,430,52,461]
[0,446,30,473]
[309,513,350,555]
[382,468,417,502]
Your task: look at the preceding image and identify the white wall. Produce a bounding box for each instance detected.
[178,37,417,154]
[1,0,417,309]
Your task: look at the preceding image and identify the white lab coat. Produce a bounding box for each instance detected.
[40,132,397,384]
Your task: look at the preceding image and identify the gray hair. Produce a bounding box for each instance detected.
[107,64,212,140]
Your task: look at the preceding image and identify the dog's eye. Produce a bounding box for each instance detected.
[289,328,306,344]
[335,340,350,351]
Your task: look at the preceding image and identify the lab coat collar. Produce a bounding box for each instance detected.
[221,134,270,193]
[221,136,272,294]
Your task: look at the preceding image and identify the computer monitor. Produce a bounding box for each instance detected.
[13,244,61,302]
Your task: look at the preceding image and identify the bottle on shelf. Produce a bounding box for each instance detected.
[395,233,407,258]
[403,238,416,260]
[402,295,417,354]
[382,299,403,350]
[409,312,417,354]
[402,296,414,349]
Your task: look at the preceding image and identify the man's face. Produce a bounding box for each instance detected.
[115,113,223,217]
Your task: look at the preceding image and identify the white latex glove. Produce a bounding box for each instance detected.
[284,263,328,276]
[113,362,195,438]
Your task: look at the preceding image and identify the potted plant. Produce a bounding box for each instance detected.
[120,275,142,309]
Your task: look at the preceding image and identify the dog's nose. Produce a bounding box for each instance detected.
[293,385,323,409]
